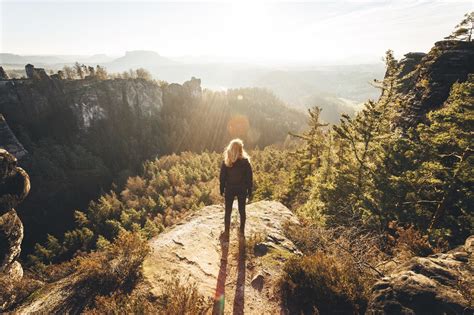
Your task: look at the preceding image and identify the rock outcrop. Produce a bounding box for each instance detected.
[143,200,300,314]
[14,201,300,314]
[0,75,200,133]
[367,235,474,314]
[0,149,30,281]
[0,114,27,160]
[25,64,49,80]
[162,77,202,108]
[392,40,474,128]
[0,67,9,80]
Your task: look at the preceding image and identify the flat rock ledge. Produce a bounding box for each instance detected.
[143,200,300,314]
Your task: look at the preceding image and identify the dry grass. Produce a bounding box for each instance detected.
[0,274,42,311]
[245,232,266,258]
[84,277,212,315]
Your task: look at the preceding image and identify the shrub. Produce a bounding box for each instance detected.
[84,277,212,315]
[388,222,443,259]
[281,224,386,314]
[0,275,42,311]
[283,220,328,255]
[76,231,150,295]
[281,251,369,314]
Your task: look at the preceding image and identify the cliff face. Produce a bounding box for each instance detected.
[0,149,30,293]
[0,115,27,159]
[391,40,474,128]
[0,78,171,133]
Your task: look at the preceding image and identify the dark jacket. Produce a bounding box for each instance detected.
[220,158,253,197]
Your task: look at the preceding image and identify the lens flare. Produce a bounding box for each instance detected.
[226,115,250,138]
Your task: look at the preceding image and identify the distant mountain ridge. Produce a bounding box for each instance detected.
[0,53,115,66]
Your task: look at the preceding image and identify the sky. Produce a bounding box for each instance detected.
[0,0,472,64]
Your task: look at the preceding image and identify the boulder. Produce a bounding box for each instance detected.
[0,210,24,280]
[367,235,474,315]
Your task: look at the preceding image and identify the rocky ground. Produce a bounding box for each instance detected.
[13,200,301,314]
[143,200,301,314]
[9,198,474,314]
[367,236,474,314]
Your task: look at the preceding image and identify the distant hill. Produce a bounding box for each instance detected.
[106,50,177,71]
[0,53,29,65]
[0,53,68,65]
[0,53,114,67]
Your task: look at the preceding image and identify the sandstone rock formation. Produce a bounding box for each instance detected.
[162,77,202,108]
[0,74,199,132]
[0,149,30,281]
[14,200,300,314]
[393,40,474,128]
[143,200,300,314]
[0,114,28,160]
[25,64,49,80]
[0,67,9,80]
[367,235,474,314]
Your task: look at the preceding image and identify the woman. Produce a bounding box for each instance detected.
[219,139,253,235]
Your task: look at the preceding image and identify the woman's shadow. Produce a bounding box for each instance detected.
[233,235,246,315]
[212,232,246,315]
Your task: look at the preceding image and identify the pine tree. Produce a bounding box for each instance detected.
[285,107,328,205]
[445,12,474,41]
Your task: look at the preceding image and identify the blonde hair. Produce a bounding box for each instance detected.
[224,138,249,167]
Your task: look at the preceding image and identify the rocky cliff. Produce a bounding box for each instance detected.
[144,200,300,314]
[14,201,301,314]
[0,77,201,133]
[391,40,474,128]
[0,149,30,284]
[0,114,27,159]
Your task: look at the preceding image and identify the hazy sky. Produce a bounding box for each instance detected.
[1,0,472,64]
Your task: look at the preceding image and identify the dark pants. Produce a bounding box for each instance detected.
[224,193,246,233]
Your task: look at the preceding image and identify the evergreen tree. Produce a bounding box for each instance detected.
[285,107,328,206]
[445,12,474,41]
